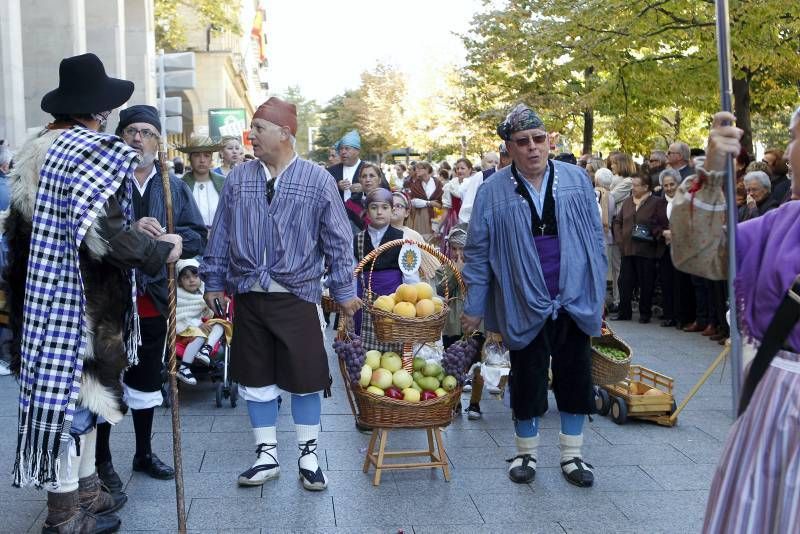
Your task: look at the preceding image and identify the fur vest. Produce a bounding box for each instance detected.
[3,128,132,423]
[176,285,209,333]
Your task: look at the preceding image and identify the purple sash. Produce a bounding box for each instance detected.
[534,235,561,299]
[354,269,403,334]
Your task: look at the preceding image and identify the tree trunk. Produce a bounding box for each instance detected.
[582,108,594,155]
[733,77,753,156]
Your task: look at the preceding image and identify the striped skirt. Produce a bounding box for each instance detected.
[703,351,800,534]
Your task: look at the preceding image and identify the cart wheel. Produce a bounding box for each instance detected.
[611,396,628,425]
[230,382,239,408]
[595,388,611,416]
[215,382,223,408]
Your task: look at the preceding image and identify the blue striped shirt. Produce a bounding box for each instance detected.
[201,157,355,304]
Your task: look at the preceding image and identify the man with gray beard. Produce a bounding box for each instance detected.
[93,105,206,498]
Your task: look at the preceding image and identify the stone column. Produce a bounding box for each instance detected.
[0,0,27,148]
[22,0,87,130]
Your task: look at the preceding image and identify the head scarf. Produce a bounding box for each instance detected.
[253,97,298,136]
[116,105,161,136]
[340,130,361,150]
[497,103,545,140]
[366,187,393,206]
[447,226,468,247]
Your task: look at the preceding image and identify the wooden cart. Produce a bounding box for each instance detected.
[594,365,677,427]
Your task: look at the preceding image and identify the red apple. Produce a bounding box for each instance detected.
[385,386,404,400]
[421,391,437,401]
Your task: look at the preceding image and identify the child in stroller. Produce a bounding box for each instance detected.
[175,258,232,385]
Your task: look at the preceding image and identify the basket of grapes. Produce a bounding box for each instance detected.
[334,332,478,428]
[356,239,463,344]
[591,332,632,385]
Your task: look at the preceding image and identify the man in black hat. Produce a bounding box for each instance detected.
[5,53,183,533]
[92,105,206,494]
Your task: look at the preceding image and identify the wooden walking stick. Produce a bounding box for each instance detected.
[158,49,187,533]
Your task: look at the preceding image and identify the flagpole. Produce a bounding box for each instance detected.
[714,0,742,415]
[158,48,188,534]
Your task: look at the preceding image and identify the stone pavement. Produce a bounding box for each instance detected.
[0,319,734,533]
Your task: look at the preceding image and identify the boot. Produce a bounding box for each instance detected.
[41,490,121,534]
[507,435,538,484]
[79,473,126,515]
[95,461,124,496]
[559,433,594,487]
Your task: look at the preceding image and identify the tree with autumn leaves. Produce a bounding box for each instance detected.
[459,0,800,156]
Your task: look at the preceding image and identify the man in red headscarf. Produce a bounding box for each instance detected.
[201,97,361,490]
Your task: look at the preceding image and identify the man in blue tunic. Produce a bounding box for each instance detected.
[461,104,606,487]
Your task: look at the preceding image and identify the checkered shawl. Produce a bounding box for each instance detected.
[14,126,140,488]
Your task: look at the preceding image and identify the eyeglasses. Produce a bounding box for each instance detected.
[392,204,408,210]
[510,134,548,148]
[666,151,680,155]
[123,127,159,140]
[648,159,661,163]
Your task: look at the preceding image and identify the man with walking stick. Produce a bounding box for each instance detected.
[5,53,183,533]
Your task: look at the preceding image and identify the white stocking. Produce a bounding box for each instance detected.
[182,337,205,365]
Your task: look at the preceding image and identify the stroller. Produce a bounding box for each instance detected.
[162,297,238,408]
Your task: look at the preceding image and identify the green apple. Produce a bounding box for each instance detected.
[413,356,426,371]
[392,369,413,390]
[442,375,457,391]
[411,381,422,392]
[436,371,445,383]
[413,370,424,383]
[366,385,385,396]
[423,361,442,377]
[434,388,447,397]
[380,352,403,373]
[359,365,373,388]
[365,350,381,370]
[370,368,393,390]
[402,388,420,402]
[419,376,440,392]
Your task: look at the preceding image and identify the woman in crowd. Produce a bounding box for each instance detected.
[180,136,226,229]
[739,170,779,222]
[674,109,800,534]
[656,168,688,329]
[605,152,636,313]
[612,175,668,323]
[408,161,443,241]
[390,191,440,284]
[439,157,472,254]
[213,136,244,177]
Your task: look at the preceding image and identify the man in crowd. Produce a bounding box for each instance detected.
[667,141,693,180]
[202,97,361,490]
[327,130,365,232]
[6,53,183,533]
[763,148,791,204]
[458,149,504,225]
[648,150,667,189]
[94,104,206,497]
[461,104,606,488]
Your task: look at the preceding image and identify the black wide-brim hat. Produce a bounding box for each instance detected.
[41,53,134,114]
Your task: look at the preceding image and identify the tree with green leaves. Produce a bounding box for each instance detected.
[281,86,320,159]
[154,0,241,51]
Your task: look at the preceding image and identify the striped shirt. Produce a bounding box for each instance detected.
[201,157,355,304]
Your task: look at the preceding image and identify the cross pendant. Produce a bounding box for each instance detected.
[539,224,547,235]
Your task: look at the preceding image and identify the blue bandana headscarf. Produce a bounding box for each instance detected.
[496,104,544,140]
[339,130,361,150]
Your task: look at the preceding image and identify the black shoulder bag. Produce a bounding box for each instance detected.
[738,274,800,415]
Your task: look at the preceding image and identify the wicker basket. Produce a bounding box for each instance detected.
[591,333,632,385]
[321,294,338,315]
[338,358,462,428]
[357,239,465,344]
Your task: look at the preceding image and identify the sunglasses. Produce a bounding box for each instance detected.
[510,134,548,148]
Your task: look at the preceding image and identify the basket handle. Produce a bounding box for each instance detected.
[355,239,466,302]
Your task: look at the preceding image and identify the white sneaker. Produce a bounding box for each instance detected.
[0,360,11,376]
[176,364,196,385]
[195,344,213,366]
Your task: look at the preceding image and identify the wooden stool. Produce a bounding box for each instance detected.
[362,426,450,486]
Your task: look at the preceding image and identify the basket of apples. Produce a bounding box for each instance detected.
[334,340,478,428]
[358,239,464,344]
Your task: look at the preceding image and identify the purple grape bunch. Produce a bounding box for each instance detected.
[333,334,366,386]
[442,338,479,385]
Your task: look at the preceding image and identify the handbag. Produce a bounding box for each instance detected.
[738,274,800,415]
[631,223,654,242]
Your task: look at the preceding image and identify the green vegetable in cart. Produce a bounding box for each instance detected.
[594,345,629,361]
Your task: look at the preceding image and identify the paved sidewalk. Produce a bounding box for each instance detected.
[0,320,733,533]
